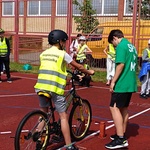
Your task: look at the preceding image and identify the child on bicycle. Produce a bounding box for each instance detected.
[34,29,94,150]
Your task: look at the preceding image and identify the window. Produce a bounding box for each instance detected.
[2,1,23,16]
[73,0,118,16]
[124,0,133,15]
[56,0,68,16]
[92,0,102,15]
[28,0,51,16]
[104,0,118,15]
[19,1,24,16]
[2,1,14,16]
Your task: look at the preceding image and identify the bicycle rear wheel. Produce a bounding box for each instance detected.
[15,110,50,150]
[69,99,92,141]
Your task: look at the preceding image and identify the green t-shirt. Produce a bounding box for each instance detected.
[114,38,138,93]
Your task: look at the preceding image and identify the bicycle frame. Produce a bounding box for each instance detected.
[47,70,83,132]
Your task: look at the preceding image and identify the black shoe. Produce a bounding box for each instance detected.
[146,93,150,98]
[7,78,12,83]
[66,144,79,150]
[105,138,128,149]
[0,78,2,83]
[140,94,148,99]
[36,140,42,150]
[110,134,126,140]
[110,134,118,140]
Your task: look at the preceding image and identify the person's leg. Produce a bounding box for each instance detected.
[120,107,129,134]
[105,93,129,149]
[59,112,71,145]
[54,94,78,150]
[110,104,124,137]
[106,58,112,85]
[146,71,150,95]
[140,74,148,98]
[0,62,3,72]
[36,95,49,132]
[3,56,11,79]
[0,59,3,82]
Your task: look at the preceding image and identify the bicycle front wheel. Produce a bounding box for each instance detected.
[69,99,92,141]
[15,110,50,150]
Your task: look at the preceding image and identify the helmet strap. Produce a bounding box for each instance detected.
[59,42,63,50]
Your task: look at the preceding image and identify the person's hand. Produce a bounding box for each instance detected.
[88,70,95,75]
[110,82,115,93]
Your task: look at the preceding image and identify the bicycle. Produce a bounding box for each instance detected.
[14,70,92,150]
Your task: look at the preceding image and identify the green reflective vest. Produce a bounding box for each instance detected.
[76,44,87,60]
[0,38,8,56]
[34,46,67,95]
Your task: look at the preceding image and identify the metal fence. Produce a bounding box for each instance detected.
[0,0,149,69]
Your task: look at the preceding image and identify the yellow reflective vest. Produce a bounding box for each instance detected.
[107,44,115,60]
[76,44,87,60]
[146,48,150,58]
[0,38,8,56]
[34,46,67,95]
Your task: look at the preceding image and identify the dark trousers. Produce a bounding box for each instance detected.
[0,56,11,79]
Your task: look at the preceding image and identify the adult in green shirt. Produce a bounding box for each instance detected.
[105,29,138,149]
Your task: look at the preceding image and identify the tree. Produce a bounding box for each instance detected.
[73,0,99,34]
[129,0,150,20]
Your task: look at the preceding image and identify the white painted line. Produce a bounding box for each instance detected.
[0,93,36,97]
[11,75,37,80]
[0,131,11,134]
[21,130,29,133]
[107,120,114,123]
[129,107,150,119]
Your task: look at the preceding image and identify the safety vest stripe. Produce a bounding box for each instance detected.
[37,79,65,89]
[39,70,66,80]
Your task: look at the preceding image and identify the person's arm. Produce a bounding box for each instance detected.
[142,50,150,62]
[5,38,10,56]
[84,45,92,54]
[70,60,94,75]
[103,46,109,56]
[110,63,124,92]
[64,52,94,75]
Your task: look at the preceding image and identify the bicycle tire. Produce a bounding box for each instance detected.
[69,99,92,141]
[14,110,50,150]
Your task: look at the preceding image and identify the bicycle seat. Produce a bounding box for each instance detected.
[38,91,51,98]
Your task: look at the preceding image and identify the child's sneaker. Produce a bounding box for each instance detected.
[66,144,79,150]
[110,134,118,140]
[105,137,128,149]
[110,134,126,140]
